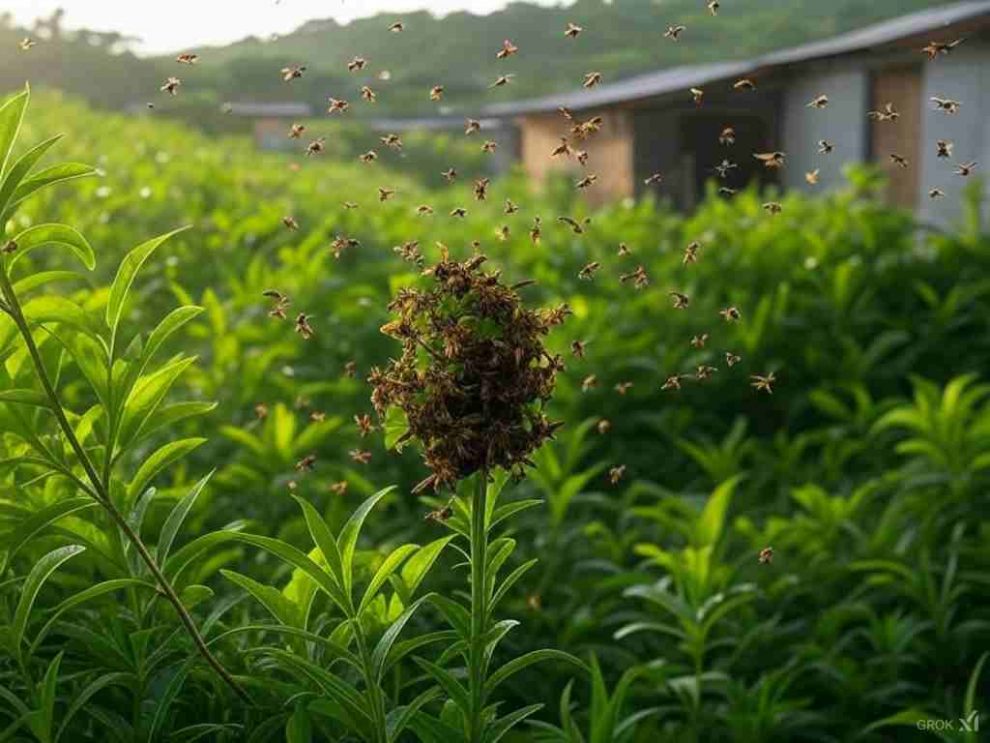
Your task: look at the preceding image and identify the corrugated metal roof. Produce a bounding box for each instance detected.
[483,0,990,116]
[225,101,313,117]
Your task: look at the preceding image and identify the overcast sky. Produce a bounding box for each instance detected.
[5,0,565,54]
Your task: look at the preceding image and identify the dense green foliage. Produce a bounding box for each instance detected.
[0,89,988,742]
[0,0,964,118]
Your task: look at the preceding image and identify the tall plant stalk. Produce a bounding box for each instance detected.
[0,264,250,704]
[468,468,489,742]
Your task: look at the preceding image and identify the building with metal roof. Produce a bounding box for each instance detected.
[480,0,990,225]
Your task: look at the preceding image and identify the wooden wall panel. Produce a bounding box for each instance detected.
[871,66,922,209]
[518,109,634,204]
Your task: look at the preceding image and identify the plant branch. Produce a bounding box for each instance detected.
[468,467,489,742]
[0,264,251,704]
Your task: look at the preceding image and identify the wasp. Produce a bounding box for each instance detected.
[551,138,573,158]
[608,465,626,485]
[388,20,404,32]
[620,266,649,289]
[868,103,899,122]
[306,138,326,156]
[496,39,519,59]
[347,56,367,72]
[360,150,378,164]
[310,411,327,422]
[707,0,720,15]
[751,372,776,394]
[176,53,198,64]
[295,454,317,472]
[504,198,519,214]
[355,413,375,437]
[758,546,774,564]
[583,71,602,88]
[929,187,945,199]
[664,25,685,41]
[807,94,829,109]
[714,159,736,179]
[474,178,490,200]
[754,151,785,169]
[683,241,701,264]
[762,201,783,215]
[691,333,708,349]
[889,153,909,168]
[936,140,953,158]
[720,306,741,322]
[530,216,542,244]
[441,167,457,182]
[921,38,963,60]
[328,97,350,114]
[644,172,663,185]
[491,74,515,88]
[416,204,434,216]
[818,140,834,155]
[295,313,314,339]
[662,375,684,391]
[349,449,372,464]
[282,215,299,230]
[465,118,481,135]
[360,86,377,103]
[565,22,583,38]
[719,127,736,146]
[669,291,690,309]
[571,340,587,358]
[450,207,467,218]
[733,78,756,91]
[329,481,349,495]
[582,374,598,392]
[254,402,269,420]
[430,85,444,101]
[695,365,718,381]
[263,289,290,319]
[378,186,395,201]
[481,140,497,153]
[381,133,403,150]
[955,161,978,177]
[288,123,306,138]
[18,37,35,51]
[160,77,181,95]
[281,64,306,82]
[805,169,820,185]
[725,352,741,367]
[578,261,601,280]
[576,174,598,189]
[931,97,961,114]
[597,419,611,434]
[615,381,634,395]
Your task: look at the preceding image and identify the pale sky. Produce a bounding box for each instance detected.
[5,0,565,55]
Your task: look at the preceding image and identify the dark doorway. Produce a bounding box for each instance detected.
[680,112,778,205]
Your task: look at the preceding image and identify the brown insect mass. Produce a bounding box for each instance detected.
[370,252,567,492]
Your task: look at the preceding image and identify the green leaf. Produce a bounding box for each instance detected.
[383,406,410,450]
[339,486,395,596]
[126,438,205,507]
[25,651,62,743]
[7,223,94,272]
[359,543,418,614]
[484,704,544,743]
[394,536,453,605]
[2,497,96,560]
[0,87,29,180]
[0,134,61,217]
[32,579,154,653]
[229,533,349,613]
[695,475,741,547]
[413,657,470,714]
[147,662,192,743]
[491,559,537,609]
[156,471,212,563]
[6,162,96,214]
[12,545,85,654]
[486,650,586,694]
[372,595,430,680]
[55,672,130,743]
[105,228,189,345]
[222,569,299,627]
[286,705,312,743]
[386,687,442,743]
[12,270,81,295]
[0,388,50,409]
[291,495,347,601]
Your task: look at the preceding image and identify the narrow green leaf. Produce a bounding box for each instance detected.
[156,471,212,564]
[386,688,442,743]
[2,497,95,560]
[484,703,544,743]
[0,87,29,179]
[359,543,418,614]
[486,650,586,694]
[339,486,395,595]
[55,672,130,743]
[221,569,298,627]
[291,495,347,602]
[413,657,470,714]
[7,223,94,272]
[12,545,85,652]
[126,437,205,506]
[0,134,61,217]
[372,595,430,680]
[106,228,189,344]
[6,162,96,214]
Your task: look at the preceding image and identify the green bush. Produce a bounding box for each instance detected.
[0,89,987,741]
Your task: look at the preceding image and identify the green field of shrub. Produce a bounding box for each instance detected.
[0,88,987,742]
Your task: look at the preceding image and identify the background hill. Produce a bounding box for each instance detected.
[0,0,964,122]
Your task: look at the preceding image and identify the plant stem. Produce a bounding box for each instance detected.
[468,468,489,743]
[0,266,251,704]
[352,620,388,743]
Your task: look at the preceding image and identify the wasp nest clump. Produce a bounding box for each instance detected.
[370,252,569,492]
